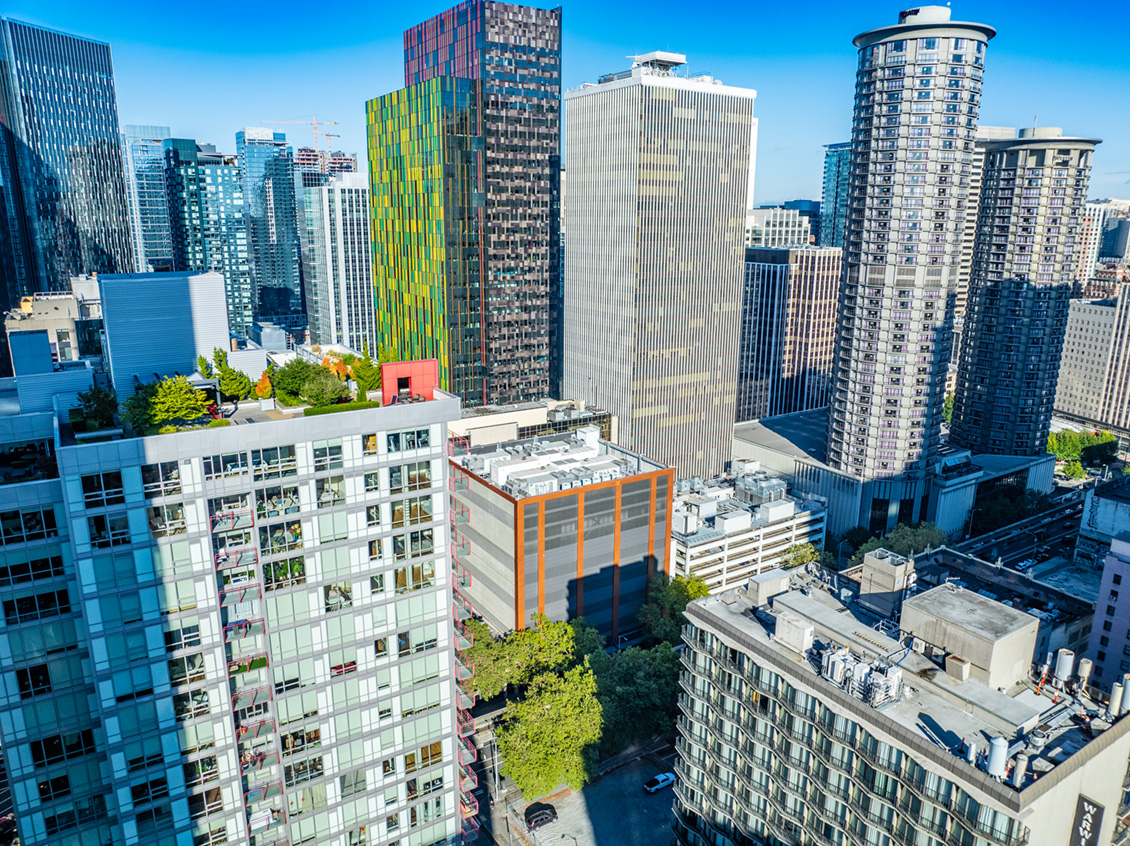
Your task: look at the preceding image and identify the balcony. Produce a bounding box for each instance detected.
[248,805,286,838]
[461,795,480,819]
[220,583,261,607]
[461,815,481,843]
[232,686,272,712]
[215,546,258,570]
[225,619,266,642]
[455,658,473,682]
[457,708,476,738]
[457,737,477,767]
[454,620,473,652]
[238,719,276,741]
[212,508,254,532]
[229,654,269,676]
[453,592,473,622]
[241,750,279,775]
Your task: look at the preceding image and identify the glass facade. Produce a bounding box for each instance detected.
[236,129,304,333]
[370,0,561,406]
[164,140,253,337]
[821,143,851,249]
[122,125,174,273]
[0,18,133,308]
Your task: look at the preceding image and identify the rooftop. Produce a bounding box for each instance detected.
[672,470,824,545]
[903,584,1037,642]
[689,575,1125,795]
[733,408,832,465]
[457,427,665,498]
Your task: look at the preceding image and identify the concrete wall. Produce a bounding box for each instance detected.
[454,473,518,634]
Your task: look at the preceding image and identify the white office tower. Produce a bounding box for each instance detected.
[824,7,994,533]
[562,52,757,478]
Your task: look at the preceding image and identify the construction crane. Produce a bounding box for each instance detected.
[261,114,340,171]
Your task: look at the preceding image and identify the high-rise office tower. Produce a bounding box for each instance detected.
[738,247,842,421]
[1102,216,1130,263]
[1077,203,1109,283]
[1056,285,1130,443]
[783,199,822,246]
[0,272,470,846]
[0,18,133,307]
[824,7,993,533]
[164,140,254,336]
[123,125,175,273]
[297,172,376,352]
[237,129,304,334]
[950,128,1097,456]
[746,208,812,248]
[953,126,1015,329]
[820,142,851,248]
[368,0,561,406]
[562,52,757,478]
[294,148,358,176]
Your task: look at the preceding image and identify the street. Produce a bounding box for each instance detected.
[956,499,1082,569]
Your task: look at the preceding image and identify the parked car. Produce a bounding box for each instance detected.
[525,806,557,830]
[644,772,676,793]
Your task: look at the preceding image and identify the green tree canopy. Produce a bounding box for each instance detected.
[76,386,117,430]
[121,381,159,435]
[570,618,606,665]
[781,543,819,569]
[1048,430,1117,465]
[942,391,954,424]
[218,365,252,403]
[274,358,317,398]
[1064,460,1086,480]
[196,355,214,378]
[593,644,680,754]
[638,573,710,644]
[850,521,948,567]
[151,376,211,426]
[462,614,575,701]
[973,489,1054,535]
[496,662,602,799]
[463,619,510,701]
[300,367,350,407]
[843,526,873,550]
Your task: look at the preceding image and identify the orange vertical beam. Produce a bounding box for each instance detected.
[612,482,622,642]
[514,503,524,630]
[647,475,657,582]
[663,470,674,577]
[537,502,546,616]
[576,493,585,617]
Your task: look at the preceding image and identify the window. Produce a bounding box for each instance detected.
[390,462,431,493]
[365,471,381,492]
[387,428,430,453]
[260,520,302,555]
[45,795,106,835]
[1099,651,1107,661]
[30,729,96,768]
[391,495,433,528]
[369,539,382,561]
[392,529,434,563]
[136,803,173,833]
[4,588,70,625]
[285,755,324,787]
[1,507,59,545]
[187,788,223,819]
[325,583,353,613]
[394,561,436,594]
[362,434,379,455]
[398,625,438,657]
[281,727,321,757]
[405,741,442,774]
[174,690,210,721]
[0,554,64,587]
[256,484,300,518]
[204,452,247,480]
[16,663,51,698]
[141,462,181,497]
[1114,574,1123,586]
[265,557,306,591]
[375,638,388,658]
[341,768,366,798]
[184,756,218,788]
[38,773,70,802]
[131,776,170,805]
[88,514,129,548]
[208,494,251,531]
[164,621,201,652]
[382,758,396,775]
[1101,636,1110,647]
[367,505,381,527]
[1109,605,1117,617]
[252,446,297,481]
[371,573,385,594]
[316,476,344,508]
[81,471,124,507]
[312,439,343,472]
[169,653,206,686]
[193,825,228,846]
[1105,621,1113,632]
[330,647,357,676]
[148,502,187,538]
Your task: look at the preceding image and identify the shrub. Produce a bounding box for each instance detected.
[303,400,382,417]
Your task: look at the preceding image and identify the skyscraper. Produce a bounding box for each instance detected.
[1077,202,1109,283]
[237,128,304,334]
[562,52,757,478]
[738,247,842,421]
[369,0,562,406]
[950,128,1097,456]
[164,140,254,336]
[825,7,993,533]
[746,207,811,248]
[297,172,376,352]
[122,125,174,273]
[820,142,851,248]
[0,18,133,306]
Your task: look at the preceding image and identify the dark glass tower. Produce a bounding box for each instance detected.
[0,18,133,303]
[950,128,1098,455]
[369,0,561,406]
[236,129,304,334]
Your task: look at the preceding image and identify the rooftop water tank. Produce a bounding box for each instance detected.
[1054,649,1075,682]
[987,737,1008,778]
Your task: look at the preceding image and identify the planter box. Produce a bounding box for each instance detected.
[258,397,276,411]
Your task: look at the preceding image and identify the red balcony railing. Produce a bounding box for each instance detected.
[453,592,472,622]
[461,794,479,819]
[224,619,266,642]
[229,653,269,676]
[215,547,258,570]
[232,686,272,712]
[457,736,477,767]
[461,814,481,843]
[454,618,473,653]
[237,718,275,741]
[211,508,254,532]
[241,750,279,775]
[247,804,286,836]
[220,583,261,607]
[457,708,475,738]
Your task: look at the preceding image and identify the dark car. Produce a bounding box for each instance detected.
[526,807,557,830]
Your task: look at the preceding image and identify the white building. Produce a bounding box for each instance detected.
[745,207,810,248]
[562,51,757,479]
[670,466,826,592]
[298,172,376,353]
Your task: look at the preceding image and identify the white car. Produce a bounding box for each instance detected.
[644,773,676,793]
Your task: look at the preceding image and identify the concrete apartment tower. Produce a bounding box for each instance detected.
[950,128,1098,456]
[368,0,561,406]
[824,7,994,533]
[562,52,757,478]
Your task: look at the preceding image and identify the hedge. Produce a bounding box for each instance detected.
[303,400,382,417]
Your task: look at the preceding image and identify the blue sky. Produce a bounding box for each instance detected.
[7,0,1129,201]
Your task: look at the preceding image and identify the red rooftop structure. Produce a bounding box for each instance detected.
[381,359,439,406]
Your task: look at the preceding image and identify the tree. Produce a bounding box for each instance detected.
[300,367,349,406]
[942,391,954,424]
[1081,431,1117,466]
[211,348,251,403]
[463,619,511,701]
[781,543,819,569]
[121,381,159,435]
[1064,460,1086,480]
[254,372,273,400]
[352,351,381,398]
[496,663,602,799]
[196,355,214,379]
[843,526,872,550]
[76,386,117,430]
[850,522,948,567]
[570,618,606,665]
[150,376,211,426]
[594,645,680,754]
[462,614,575,700]
[638,573,710,644]
[274,358,317,397]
